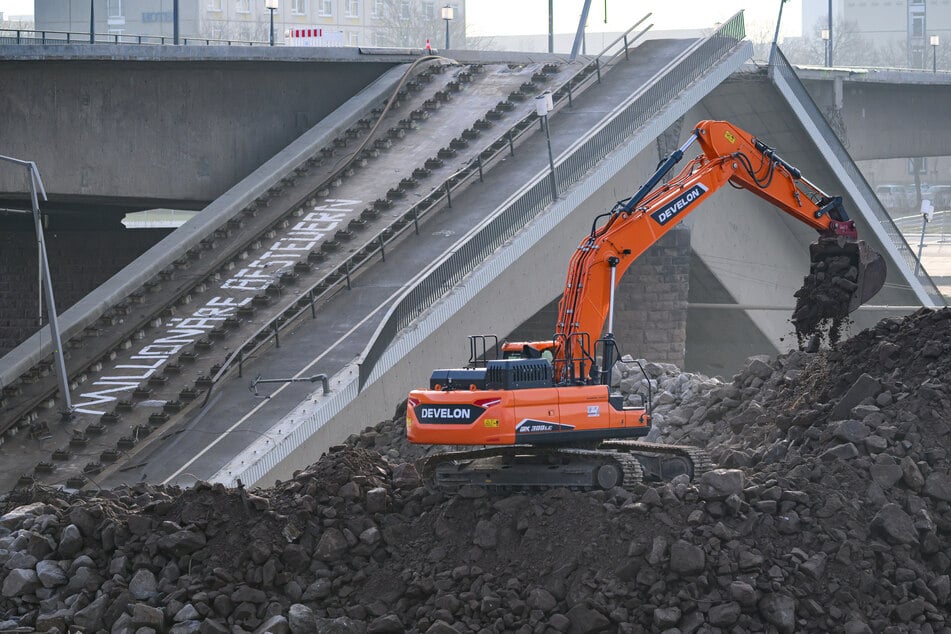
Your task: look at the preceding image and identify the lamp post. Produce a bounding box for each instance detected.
[441,5,454,50]
[266,0,278,46]
[0,156,73,418]
[931,34,940,73]
[827,0,833,66]
[535,92,557,200]
[820,28,830,67]
[768,0,787,67]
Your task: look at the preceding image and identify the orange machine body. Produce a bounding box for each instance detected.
[407,383,649,446]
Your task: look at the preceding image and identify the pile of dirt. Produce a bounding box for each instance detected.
[1,309,950,633]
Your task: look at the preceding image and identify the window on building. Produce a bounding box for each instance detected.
[208,0,222,11]
[423,1,435,19]
[292,0,307,14]
[348,31,359,45]
[319,0,334,17]
[345,0,360,17]
[107,0,122,17]
[399,0,410,19]
[912,15,925,37]
[236,0,251,13]
[371,0,384,17]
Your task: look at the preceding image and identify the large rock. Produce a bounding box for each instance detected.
[871,503,918,545]
[708,601,741,626]
[57,523,84,557]
[526,588,557,612]
[0,503,53,530]
[288,604,316,634]
[253,615,290,634]
[834,420,869,443]
[830,374,881,420]
[652,606,681,629]
[1,569,39,598]
[758,593,797,633]
[315,528,349,561]
[129,568,159,600]
[73,594,110,632]
[132,603,165,630]
[669,540,705,576]
[35,560,67,588]
[698,469,745,501]
[923,471,951,502]
[565,605,610,633]
[869,464,903,489]
[158,530,207,557]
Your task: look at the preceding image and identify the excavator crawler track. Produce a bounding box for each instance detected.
[603,440,713,481]
[419,442,710,493]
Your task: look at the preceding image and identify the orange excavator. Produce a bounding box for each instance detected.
[406,120,887,491]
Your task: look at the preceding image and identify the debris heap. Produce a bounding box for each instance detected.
[1,308,950,633]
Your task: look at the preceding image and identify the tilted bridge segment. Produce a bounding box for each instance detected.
[0,13,944,491]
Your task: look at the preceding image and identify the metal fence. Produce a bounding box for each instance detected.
[0,28,267,47]
[771,48,946,307]
[357,12,748,390]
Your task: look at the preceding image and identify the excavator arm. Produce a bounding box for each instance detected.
[552,120,886,381]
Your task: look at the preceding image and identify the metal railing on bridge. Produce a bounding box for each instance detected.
[357,12,748,390]
[771,48,946,307]
[0,28,269,47]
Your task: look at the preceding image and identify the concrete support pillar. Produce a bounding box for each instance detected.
[613,226,691,367]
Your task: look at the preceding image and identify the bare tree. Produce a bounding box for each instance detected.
[372,0,465,48]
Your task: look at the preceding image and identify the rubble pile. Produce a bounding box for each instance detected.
[1,308,949,633]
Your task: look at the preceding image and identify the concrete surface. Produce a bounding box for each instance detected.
[798,68,951,160]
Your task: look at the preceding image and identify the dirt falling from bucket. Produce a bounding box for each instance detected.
[791,237,860,349]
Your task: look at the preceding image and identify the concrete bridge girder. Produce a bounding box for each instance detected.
[801,73,951,160]
[0,58,392,205]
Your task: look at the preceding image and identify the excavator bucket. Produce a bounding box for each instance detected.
[809,238,887,313]
[792,237,887,345]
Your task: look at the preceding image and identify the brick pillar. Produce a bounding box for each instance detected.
[611,225,690,367]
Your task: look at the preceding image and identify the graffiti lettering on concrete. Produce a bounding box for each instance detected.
[73,199,360,414]
[221,199,360,292]
[74,296,252,415]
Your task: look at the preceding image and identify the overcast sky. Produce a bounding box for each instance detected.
[0,1,804,40]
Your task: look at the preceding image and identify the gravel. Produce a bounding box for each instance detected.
[0,307,949,633]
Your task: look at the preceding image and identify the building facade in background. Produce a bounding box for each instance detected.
[34,0,465,47]
[799,0,948,69]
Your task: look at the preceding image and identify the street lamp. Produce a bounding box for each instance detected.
[535,92,557,199]
[0,156,73,418]
[441,5,454,50]
[820,28,830,67]
[931,34,940,73]
[266,0,279,46]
